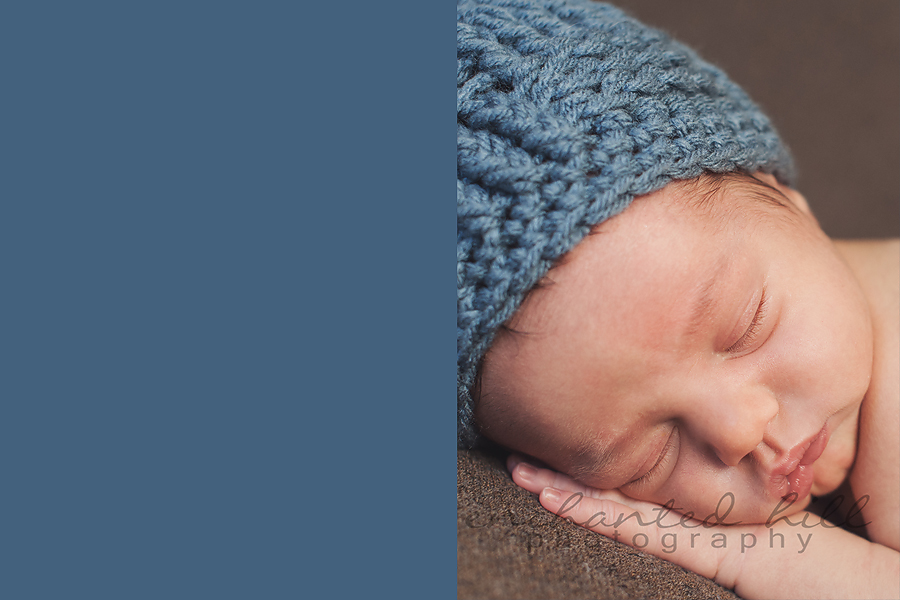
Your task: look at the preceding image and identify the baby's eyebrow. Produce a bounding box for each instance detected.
[684,253,734,339]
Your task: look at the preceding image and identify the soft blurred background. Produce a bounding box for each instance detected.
[611,0,899,239]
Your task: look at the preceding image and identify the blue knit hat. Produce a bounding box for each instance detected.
[457,0,794,447]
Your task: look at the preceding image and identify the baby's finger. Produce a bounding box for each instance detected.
[539,486,725,582]
[508,458,590,496]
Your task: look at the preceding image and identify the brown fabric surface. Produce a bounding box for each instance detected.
[458,448,741,600]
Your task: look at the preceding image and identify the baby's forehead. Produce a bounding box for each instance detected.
[509,175,789,334]
[667,173,800,224]
[520,234,710,333]
[556,173,795,269]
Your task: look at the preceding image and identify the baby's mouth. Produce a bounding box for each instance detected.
[766,425,830,501]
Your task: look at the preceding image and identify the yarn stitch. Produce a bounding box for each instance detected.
[457,0,794,447]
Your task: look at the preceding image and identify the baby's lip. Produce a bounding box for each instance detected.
[766,425,830,500]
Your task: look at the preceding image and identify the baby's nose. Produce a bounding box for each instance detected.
[711,432,762,467]
[697,385,779,467]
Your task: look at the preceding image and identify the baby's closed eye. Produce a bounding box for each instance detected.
[623,427,680,492]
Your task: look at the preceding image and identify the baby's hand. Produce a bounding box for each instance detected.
[507,455,899,600]
[508,454,752,588]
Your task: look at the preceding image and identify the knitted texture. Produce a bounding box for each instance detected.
[457,0,794,447]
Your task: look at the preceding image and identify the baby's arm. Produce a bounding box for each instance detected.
[510,457,900,600]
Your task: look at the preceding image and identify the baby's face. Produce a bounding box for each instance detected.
[477,174,872,522]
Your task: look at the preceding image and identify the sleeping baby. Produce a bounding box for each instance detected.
[457,1,899,598]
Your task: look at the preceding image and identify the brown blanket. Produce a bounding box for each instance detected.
[458,448,741,599]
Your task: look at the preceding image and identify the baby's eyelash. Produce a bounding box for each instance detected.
[627,427,679,488]
[725,288,769,354]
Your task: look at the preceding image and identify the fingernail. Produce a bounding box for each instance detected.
[542,487,561,503]
[517,463,537,481]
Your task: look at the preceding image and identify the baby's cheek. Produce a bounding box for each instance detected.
[811,464,847,497]
[813,423,857,497]
[617,484,678,509]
